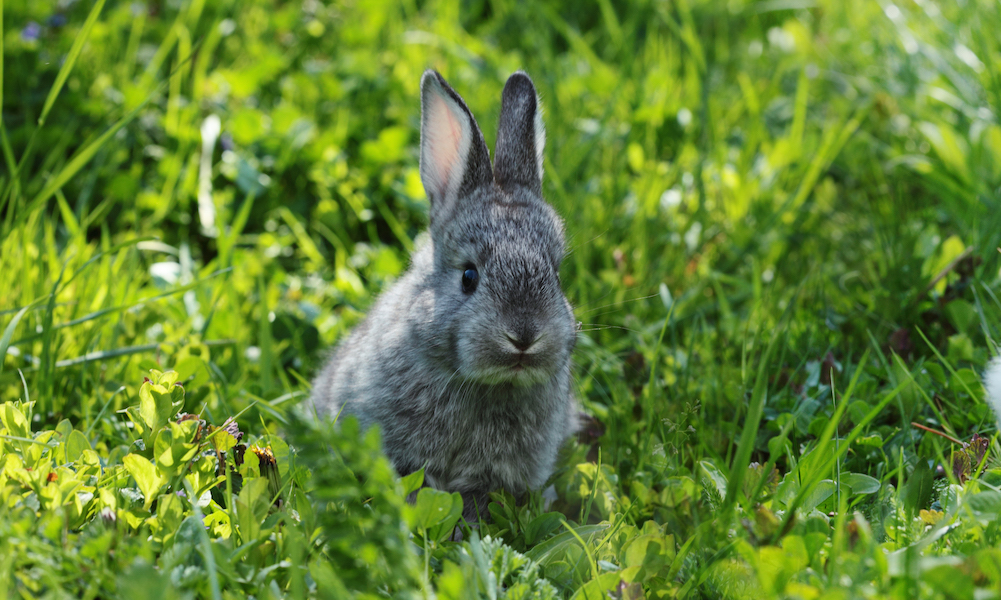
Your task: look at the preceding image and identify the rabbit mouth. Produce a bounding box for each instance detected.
[508,363,550,386]
[462,355,553,386]
[510,359,531,377]
[455,332,565,385]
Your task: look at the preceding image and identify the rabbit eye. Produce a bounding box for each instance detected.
[461,266,479,294]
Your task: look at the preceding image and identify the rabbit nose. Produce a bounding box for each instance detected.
[505,330,539,352]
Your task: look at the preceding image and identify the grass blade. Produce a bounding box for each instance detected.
[0,301,42,376]
[723,327,780,513]
[38,0,107,128]
[10,40,200,232]
[184,481,223,600]
[21,99,156,228]
[49,340,234,370]
[39,260,71,413]
[0,0,106,222]
[779,368,907,534]
[7,267,233,347]
[53,343,164,369]
[0,0,4,132]
[915,326,981,401]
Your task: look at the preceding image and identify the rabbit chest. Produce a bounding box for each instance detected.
[378,376,572,497]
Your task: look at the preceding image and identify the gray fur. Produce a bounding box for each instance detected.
[494,72,546,196]
[311,70,577,521]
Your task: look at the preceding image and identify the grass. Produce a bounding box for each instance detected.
[2,0,1001,597]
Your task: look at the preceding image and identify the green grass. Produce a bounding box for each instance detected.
[2,0,1001,597]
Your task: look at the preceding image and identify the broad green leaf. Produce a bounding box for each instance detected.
[524,512,565,546]
[570,566,640,600]
[65,430,92,462]
[236,476,271,542]
[185,454,223,499]
[55,419,73,441]
[238,446,260,480]
[149,492,185,546]
[204,509,232,539]
[123,454,164,509]
[173,342,211,388]
[0,403,29,438]
[800,479,835,513]
[209,428,239,453]
[154,422,200,479]
[947,334,976,363]
[843,473,881,495]
[138,376,183,435]
[524,524,610,564]
[124,406,147,440]
[951,368,983,399]
[923,562,974,599]
[945,299,978,334]
[903,460,935,513]
[966,491,1001,521]
[622,534,670,581]
[152,369,180,387]
[409,487,462,541]
[399,467,424,497]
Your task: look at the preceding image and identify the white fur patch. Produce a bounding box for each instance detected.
[534,96,546,180]
[985,356,1001,427]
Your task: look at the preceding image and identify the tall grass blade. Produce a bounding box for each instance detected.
[38,0,107,128]
[8,268,232,347]
[39,261,70,414]
[780,371,906,533]
[10,41,199,233]
[0,301,42,376]
[723,327,780,512]
[20,99,156,229]
[0,0,106,222]
[0,0,4,130]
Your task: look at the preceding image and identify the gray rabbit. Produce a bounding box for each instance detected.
[311,70,578,521]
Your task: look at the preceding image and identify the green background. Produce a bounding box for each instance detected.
[2,0,1001,597]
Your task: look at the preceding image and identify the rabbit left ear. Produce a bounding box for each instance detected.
[420,70,493,228]
[494,71,545,196]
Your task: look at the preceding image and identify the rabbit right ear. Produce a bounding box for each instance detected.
[420,70,493,228]
[494,71,545,196]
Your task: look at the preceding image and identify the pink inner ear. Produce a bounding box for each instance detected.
[425,94,463,197]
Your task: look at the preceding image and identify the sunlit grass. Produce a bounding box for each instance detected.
[2,0,1001,597]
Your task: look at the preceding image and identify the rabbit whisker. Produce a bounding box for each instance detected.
[578,324,643,335]
[564,228,609,258]
[575,292,660,316]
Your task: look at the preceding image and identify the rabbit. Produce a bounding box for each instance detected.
[310,69,579,522]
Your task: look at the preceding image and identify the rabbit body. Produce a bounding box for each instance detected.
[311,70,577,518]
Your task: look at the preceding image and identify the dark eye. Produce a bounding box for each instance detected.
[461,266,479,294]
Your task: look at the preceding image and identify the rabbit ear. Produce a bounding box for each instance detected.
[494,71,545,196]
[420,70,493,226]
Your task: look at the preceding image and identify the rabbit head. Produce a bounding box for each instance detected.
[416,70,576,388]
